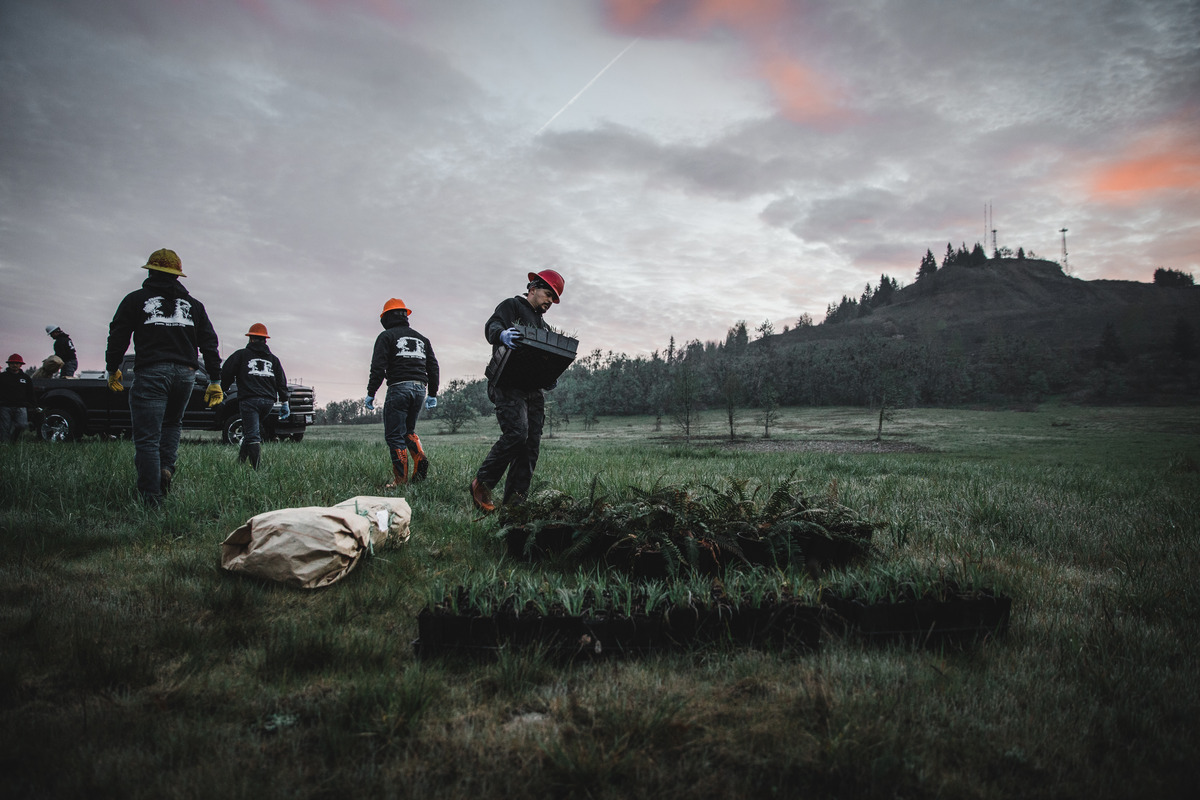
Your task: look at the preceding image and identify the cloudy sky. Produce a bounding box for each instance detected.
[2,0,1197,404]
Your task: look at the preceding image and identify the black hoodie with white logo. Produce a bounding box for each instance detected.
[105,273,221,377]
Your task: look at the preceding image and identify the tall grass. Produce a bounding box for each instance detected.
[1,405,1198,798]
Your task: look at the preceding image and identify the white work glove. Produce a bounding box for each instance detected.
[425,396,437,409]
[364,396,375,411]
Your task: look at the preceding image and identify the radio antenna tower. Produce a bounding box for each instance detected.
[1060,228,1069,275]
[988,203,997,257]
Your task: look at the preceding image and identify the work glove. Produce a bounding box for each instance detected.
[106,369,124,392]
[500,327,524,349]
[279,402,291,420]
[204,383,224,408]
[425,396,438,410]
[364,396,375,411]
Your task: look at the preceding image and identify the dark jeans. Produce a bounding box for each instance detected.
[384,380,427,450]
[476,384,544,504]
[130,362,195,499]
[0,407,28,443]
[239,397,275,446]
[61,360,78,378]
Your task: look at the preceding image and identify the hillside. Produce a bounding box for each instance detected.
[778,259,1200,357]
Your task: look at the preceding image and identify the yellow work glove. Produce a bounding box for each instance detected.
[106,369,124,392]
[204,383,224,407]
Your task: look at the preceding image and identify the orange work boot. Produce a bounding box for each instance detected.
[470,478,495,512]
[407,433,429,482]
[385,448,408,489]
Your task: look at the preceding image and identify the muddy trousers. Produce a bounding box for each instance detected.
[475,384,544,505]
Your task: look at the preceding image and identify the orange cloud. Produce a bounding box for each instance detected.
[601,0,843,124]
[605,0,787,34]
[759,50,843,124]
[1090,127,1200,197]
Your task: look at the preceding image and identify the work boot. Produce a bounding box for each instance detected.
[160,468,174,495]
[248,443,261,470]
[406,433,429,482]
[470,478,495,513]
[385,448,408,489]
[237,443,249,464]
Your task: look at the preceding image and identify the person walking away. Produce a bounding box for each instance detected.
[1,354,36,443]
[105,248,223,505]
[221,323,290,469]
[365,298,439,488]
[470,269,565,512]
[32,355,64,380]
[45,325,78,377]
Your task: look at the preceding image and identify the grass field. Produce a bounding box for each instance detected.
[2,404,1198,799]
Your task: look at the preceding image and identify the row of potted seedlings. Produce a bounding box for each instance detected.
[415,480,1011,658]
[494,478,877,576]
[414,561,1012,659]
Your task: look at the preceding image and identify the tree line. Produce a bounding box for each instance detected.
[317,255,1197,432]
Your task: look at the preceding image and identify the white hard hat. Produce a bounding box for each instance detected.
[46,324,59,335]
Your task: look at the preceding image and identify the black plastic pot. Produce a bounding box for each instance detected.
[414,608,501,657]
[823,590,1011,645]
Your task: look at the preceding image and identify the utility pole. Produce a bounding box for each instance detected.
[1060,228,1069,275]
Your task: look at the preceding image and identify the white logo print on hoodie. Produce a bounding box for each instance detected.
[395,337,426,359]
[141,297,194,327]
[247,359,275,377]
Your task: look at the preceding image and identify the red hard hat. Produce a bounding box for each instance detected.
[245,322,270,338]
[528,269,564,302]
[381,298,411,317]
[6,353,23,365]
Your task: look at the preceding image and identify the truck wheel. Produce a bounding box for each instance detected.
[222,415,244,445]
[40,408,81,442]
[289,433,305,443]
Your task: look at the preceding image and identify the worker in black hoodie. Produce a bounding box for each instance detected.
[105,248,223,506]
[365,298,439,488]
[1,354,36,443]
[470,268,565,512]
[221,323,290,469]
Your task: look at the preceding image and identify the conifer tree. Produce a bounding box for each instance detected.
[917,249,938,281]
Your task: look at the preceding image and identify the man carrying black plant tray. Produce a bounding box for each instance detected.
[470,268,566,512]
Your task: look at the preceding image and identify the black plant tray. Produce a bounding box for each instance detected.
[822,590,1012,645]
[414,601,822,660]
[491,326,578,390]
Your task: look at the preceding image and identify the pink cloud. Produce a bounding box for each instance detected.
[1089,123,1200,199]
[602,0,845,125]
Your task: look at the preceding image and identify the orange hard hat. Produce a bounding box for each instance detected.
[141,248,187,277]
[6,353,23,365]
[381,298,411,317]
[528,269,564,302]
[245,323,270,338]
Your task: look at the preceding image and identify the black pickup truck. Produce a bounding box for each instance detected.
[32,357,316,444]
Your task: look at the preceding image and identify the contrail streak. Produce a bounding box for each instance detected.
[535,38,639,137]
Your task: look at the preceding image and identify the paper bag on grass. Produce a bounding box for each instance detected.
[332,495,412,547]
[221,497,413,589]
[221,506,373,589]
